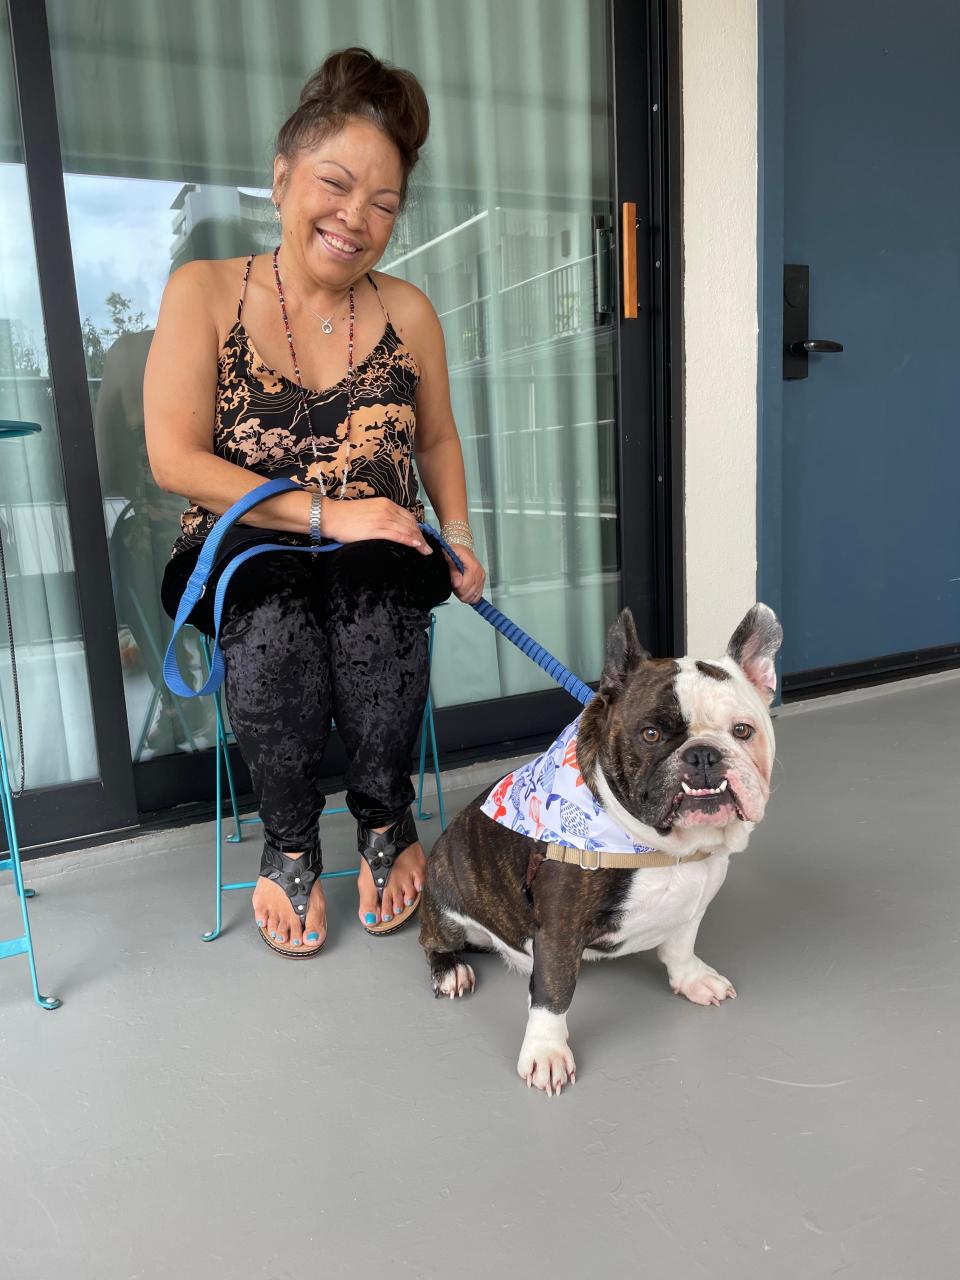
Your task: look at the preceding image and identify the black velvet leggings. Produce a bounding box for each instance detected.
[162,539,451,866]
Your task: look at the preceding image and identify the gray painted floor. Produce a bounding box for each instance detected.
[1,673,959,1279]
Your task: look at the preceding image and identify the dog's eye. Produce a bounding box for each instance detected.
[641,726,662,745]
[732,723,754,740]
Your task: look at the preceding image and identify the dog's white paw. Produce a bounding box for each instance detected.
[517,1010,576,1095]
[433,962,476,999]
[670,961,736,1006]
[517,1039,577,1095]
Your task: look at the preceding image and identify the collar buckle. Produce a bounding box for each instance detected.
[578,848,602,871]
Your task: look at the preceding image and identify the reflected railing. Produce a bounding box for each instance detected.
[440,255,596,368]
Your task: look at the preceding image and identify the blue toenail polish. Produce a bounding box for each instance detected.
[382,914,392,922]
[270,932,277,939]
[306,932,319,942]
[256,919,265,927]
[364,913,377,925]
[395,904,404,914]
[406,899,415,906]
[292,939,301,946]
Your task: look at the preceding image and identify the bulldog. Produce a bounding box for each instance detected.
[419,603,782,1095]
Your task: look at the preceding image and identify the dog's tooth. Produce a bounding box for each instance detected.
[719,779,728,791]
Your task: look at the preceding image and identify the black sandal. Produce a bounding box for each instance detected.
[358,809,422,936]
[257,844,325,958]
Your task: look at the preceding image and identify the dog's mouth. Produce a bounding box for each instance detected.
[665,777,745,827]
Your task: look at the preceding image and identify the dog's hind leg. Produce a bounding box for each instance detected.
[657,914,736,1006]
[419,891,477,999]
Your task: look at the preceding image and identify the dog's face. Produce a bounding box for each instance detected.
[577,605,783,854]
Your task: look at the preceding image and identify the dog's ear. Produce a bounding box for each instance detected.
[599,608,650,699]
[726,603,783,704]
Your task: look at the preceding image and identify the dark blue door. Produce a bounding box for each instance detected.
[779,1,960,675]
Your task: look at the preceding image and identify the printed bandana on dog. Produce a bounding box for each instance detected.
[481,716,654,854]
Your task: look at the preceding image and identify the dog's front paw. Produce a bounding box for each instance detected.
[669,959,736,1007]
[432,962,476,999]
[517,1040,576,1095]
[517,1014,576,1096]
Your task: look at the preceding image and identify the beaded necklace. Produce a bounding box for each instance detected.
[272,245,355,496]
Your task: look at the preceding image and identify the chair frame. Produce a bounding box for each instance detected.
[0,716,60,1009]
[0,418,59,1007]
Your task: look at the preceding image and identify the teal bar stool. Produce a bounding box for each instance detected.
[199,609,447,941]
[0,420,60,1009]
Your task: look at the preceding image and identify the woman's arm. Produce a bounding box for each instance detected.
[393,284,486,602]
[144,261,429,552]
[408,299,469,527]
[145,261,313,533]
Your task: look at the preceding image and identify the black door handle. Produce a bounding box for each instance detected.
[790,339,843,355]
[783,266,844,378]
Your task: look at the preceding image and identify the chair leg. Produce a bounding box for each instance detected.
[416,692,432,821]
[133,685,161,762]
[202,638,242,842]
[417,612,438,821]
[200,711,225,942]
[214,694,244,844]
[426,692,447,831]
[0,725,60,1009]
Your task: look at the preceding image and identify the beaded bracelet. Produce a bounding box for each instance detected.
[440,520,474,551]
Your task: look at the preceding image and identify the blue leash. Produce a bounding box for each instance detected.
[163,477,595,707]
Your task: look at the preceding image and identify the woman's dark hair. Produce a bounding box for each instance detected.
[276,47,429,208]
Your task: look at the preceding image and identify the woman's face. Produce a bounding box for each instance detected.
[273,116,404,289]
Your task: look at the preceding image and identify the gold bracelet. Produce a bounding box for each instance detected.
[440,520,474,551]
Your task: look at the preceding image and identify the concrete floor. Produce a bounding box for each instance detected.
[1,673,959,1279]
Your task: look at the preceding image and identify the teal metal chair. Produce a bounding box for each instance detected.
[0,420,60,1009]
[200,609,447,941]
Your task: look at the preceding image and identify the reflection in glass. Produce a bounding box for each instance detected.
[49,0,619,746]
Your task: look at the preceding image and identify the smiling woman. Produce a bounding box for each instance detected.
[145,47,486,958]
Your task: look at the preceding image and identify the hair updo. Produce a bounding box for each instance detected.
[275,47,430,208]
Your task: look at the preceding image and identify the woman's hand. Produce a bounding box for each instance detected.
[322,497,432,555]
[446,544,486,604]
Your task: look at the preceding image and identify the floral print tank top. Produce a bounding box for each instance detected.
[172,254,423,556]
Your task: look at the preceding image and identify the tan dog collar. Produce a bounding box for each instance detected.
[543,842,711,871]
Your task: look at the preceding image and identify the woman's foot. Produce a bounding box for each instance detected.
[357,838,426,928]
[252,853,327,952]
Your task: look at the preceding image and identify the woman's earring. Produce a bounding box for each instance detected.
[274,201,281,224]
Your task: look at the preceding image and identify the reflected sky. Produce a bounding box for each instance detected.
[0,168,274,367]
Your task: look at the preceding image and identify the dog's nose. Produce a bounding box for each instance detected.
[682,744,722,772]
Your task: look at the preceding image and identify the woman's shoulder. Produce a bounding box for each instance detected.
[369,272,442,357]
[370,272,437,320]
[167,254,253,298]
[164,255,258,343]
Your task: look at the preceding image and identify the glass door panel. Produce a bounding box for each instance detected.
[0,7,99,788]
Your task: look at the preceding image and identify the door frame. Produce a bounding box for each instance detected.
[5,0,683,853]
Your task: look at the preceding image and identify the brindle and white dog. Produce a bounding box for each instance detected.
[419,604,782,1095]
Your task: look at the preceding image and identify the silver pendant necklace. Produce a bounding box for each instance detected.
[304,298,337,334]
[283,274,347,335]
[276,245,348,335]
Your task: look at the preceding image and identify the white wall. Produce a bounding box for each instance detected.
[680,0,759,655]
